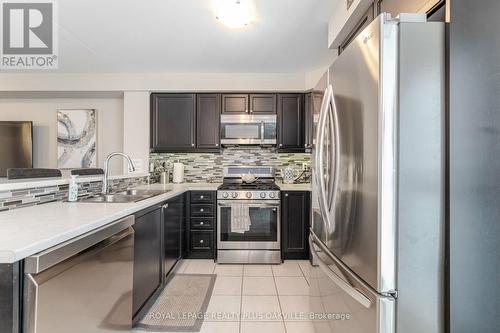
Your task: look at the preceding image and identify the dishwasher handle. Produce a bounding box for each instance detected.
[24,215,135,274]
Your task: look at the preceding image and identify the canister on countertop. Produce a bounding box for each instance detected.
[160,170,170,184]
[172,162,184,183]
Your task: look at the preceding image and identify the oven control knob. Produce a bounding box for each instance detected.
[269,192,276,199]
[246,192,252,199]
[260,192,266,199]
[232,192,239,198]
[222,192,229,198]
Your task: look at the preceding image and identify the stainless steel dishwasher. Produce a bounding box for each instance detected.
[23,216,135,333]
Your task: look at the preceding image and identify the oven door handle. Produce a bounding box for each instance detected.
[217,202,280,208]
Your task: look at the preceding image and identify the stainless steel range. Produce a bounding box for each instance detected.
[217,166,281,264]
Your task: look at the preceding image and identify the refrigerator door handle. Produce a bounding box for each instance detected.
[315,86,331,233]
[327,92,340,212]
[309,234,372,309]
[316,85,338,233]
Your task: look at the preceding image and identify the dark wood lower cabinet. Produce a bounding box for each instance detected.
[281,191,311,259]
[133,205,163,318]
[186,191,216,259]
[163,194,184,276]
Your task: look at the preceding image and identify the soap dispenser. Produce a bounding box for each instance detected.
[68,175,79,202]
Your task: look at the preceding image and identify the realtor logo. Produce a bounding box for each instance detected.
[1,0,58,69]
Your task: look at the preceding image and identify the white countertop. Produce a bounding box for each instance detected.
[0,173,150,191]
[0,181,310,264]
[0,182,220,264]
[277,181,311,191]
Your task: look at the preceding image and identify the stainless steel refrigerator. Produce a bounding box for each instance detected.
[309,13,445,333]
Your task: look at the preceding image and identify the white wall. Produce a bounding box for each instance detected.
[305,65,335,90]
[0,73,307,92]
[123,91,150,175]
[0,72,318,178]
[0,97,124,175]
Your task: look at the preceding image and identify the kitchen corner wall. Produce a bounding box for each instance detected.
[0,97,124,175]
[150,147,311,183]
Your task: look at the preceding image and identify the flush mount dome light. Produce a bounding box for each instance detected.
[214,0,255,29]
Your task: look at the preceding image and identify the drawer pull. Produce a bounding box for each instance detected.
[200,208,204,212]
[200,239,204,244]
[200,195,204,199]
[200,222,204,225]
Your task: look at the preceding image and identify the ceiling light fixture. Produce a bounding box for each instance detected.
[214,0,255,29]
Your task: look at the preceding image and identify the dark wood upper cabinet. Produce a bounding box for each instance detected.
[151,93,196,152]
[222,94,277,114]
[222,94,249,114]
[249,94,277,114]
[278,93,305,152]
[196,94,221,150]
[282,191,311,259]
[304,93,313,151]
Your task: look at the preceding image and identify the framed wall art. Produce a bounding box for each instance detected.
[57,109,97,168]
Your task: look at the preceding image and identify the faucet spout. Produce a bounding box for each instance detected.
[102,152,135,194]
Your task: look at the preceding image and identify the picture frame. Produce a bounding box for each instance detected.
[57,109,98,169]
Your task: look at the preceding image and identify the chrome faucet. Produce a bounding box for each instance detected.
[102,152,136,194]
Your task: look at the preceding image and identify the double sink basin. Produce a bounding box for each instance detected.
[79,189,169,203]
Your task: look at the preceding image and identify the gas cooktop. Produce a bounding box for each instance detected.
[217,166,280,200]
[218,182,280,191]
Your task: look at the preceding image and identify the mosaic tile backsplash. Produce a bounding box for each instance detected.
[0,176,148,212]
[150,147,312,183]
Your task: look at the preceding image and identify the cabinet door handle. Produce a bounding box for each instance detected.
[200,222,204,225]
[200,208,204,212]
[285,194,289,197]
[200,195,204,199]
[200,239,204,244]
[191,143,195,147]
[216,143,219,147]
[249,109,253,113]
[162,203,169,209]
[245,109,248,113]
[279,144,283,147]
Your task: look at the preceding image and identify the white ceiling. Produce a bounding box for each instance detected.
[55,0,336,73]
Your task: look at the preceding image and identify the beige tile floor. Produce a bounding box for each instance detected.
[134,259,315,333]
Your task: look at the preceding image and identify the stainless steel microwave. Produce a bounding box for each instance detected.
[220,114,277,146]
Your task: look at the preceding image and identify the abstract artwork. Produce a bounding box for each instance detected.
[57,109,97,168]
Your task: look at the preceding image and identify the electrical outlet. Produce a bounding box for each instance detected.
[130,159,144,173]
[302,162,309,171]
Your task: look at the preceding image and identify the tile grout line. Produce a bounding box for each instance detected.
[297,260,311,286]
[239,267,244,333]
[272,264,287,333]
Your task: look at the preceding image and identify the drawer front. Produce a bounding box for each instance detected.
[190,204,214,217]
[191,217,214,229]
[190,231,213,251]
[190,191,215,203]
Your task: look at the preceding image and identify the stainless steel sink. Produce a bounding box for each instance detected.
[116,189,167,196]
[79,189,170,203]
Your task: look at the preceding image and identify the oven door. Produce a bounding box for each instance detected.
[220,115,277,145]
[217,200,280,249]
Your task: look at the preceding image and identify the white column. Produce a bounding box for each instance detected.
[123,91,150,175]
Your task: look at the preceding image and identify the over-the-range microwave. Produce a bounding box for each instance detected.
[220,114,277,146]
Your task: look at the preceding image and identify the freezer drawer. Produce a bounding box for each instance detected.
[309,233,395,333]
[24,217,135,333]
